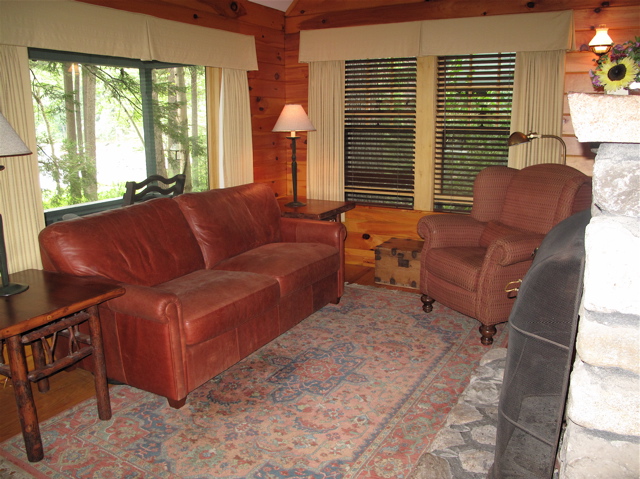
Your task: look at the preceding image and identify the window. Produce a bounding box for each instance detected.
[29,49,208,220]
[434,53,515,213]
[344,58,417,209]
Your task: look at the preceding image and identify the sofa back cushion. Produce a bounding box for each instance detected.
[175,183,283,268]
[39,198,205,286]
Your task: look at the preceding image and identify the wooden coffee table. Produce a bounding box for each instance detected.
[278,198,356,222]
[0,269,125,462]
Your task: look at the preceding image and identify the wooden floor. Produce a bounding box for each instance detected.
[0,265,418,444]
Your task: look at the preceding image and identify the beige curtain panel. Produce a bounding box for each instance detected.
[307,61,345,201]
[299,11,575,62]
[0,45,45,272]
[220,69,254,187]
[509,50,567,168]
[0,0,258,71]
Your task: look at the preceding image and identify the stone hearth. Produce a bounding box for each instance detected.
[562,93,639,478]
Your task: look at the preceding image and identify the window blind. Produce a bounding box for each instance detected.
[344,58,416,209]
[434,53,515,212]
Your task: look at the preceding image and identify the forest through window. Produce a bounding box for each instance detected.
[29,49,208,212]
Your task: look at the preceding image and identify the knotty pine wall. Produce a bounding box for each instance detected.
[77,0,639,267]
[286,0,640,266]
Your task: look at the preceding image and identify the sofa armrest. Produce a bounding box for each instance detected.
[417,214,485,249]
[104,283,181,324]
[280,217,347,247]
[485,234,546,267]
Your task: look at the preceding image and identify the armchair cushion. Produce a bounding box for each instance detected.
[479,221,526,248]
[427,247,485,292]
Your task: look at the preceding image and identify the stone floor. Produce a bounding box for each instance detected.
[410,348,507,479]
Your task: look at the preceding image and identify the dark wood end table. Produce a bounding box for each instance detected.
[278,198,356,222]
[0,269,125,462]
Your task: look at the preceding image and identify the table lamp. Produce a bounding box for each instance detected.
[0,112,32,296]
[273,104,316,207]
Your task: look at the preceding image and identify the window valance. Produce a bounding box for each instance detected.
[0,0,258,70]
[299,11,575,62]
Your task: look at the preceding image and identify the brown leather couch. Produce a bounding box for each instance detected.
[39,182,346,408]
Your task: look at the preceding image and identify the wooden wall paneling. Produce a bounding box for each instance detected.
[285,0,639,34]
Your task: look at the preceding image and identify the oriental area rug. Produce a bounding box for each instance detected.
[0,284,507,479]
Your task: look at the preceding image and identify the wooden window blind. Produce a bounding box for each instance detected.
[434,53,515,213]
[344,58,416,209]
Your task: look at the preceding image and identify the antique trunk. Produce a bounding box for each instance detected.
[374,238,423,289]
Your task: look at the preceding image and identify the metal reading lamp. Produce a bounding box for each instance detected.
[508,131,567,165]
[273,104,316,207]
[0,113,32,296]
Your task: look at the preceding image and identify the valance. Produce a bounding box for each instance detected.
[299,11,575,62]
[0,0,258,71]
[300,21,422,62]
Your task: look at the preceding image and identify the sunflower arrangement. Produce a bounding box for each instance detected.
[590,37,640,93]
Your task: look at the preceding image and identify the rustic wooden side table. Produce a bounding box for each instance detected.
[278,198,356,222]
[0,269,125,462]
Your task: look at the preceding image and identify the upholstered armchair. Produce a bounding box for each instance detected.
[418,163,592,345]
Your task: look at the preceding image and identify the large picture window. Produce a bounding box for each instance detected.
[434,53,515,212]
[29,49,208,220]
[344,57,417,209]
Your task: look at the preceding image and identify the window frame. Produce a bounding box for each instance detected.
[29,48,208,222]
[343,57,418,210]
[432,52,516,213]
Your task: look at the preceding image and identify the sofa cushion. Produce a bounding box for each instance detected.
[214,242,340,296]
[175,183,283,268]
[158,269,280,346]
[39,198,204,287]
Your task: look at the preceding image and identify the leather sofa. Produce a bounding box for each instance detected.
[39,182,346,408]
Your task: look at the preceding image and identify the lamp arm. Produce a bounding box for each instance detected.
[540,134,567,165]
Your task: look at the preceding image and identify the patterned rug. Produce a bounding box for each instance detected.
[0,284,507,478]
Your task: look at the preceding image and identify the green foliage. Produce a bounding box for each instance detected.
[31,58,209,210]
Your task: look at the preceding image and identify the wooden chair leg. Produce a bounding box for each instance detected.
[479,324,497,345]
[421,294,435,313]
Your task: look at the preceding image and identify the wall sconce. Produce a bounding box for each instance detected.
[508,131,566,165]
[273,104,316,207]
[0,113,32,296]
[588,24,614,56]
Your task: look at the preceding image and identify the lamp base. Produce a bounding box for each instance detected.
[285,200,306,207]
[0,282,29,297]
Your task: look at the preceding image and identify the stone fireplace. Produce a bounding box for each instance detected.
[560,93,639,478]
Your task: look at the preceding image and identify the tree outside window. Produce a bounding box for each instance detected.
[29,50,208,213]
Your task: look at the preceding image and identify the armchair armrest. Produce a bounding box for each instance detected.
[104,283,181,324]
[485,234,546,267]
[418,214,485,249]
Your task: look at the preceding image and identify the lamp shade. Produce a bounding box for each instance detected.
[588,25,614,55]
[0,113,31,158]
[273,104,316,136]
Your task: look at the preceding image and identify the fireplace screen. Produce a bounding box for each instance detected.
[489,209,590,478]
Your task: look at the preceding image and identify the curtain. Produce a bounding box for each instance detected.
[509,50,566,168]
[0,45,45,272]
[220,68,254,187]
[307,61,345,201]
